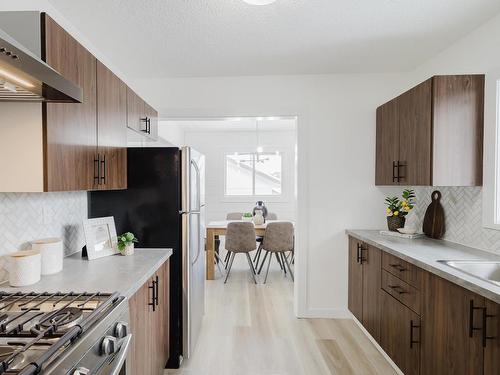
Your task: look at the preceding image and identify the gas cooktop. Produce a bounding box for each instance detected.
[0,291,126,374]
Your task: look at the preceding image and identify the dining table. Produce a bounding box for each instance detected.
[205,220,290,280]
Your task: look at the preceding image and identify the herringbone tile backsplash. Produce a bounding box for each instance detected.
[405,187,500,252]
[0,192,87,256]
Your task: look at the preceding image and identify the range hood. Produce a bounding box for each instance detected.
[0,21,82,102]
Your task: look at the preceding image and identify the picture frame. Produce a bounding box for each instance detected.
[83,216,119,260]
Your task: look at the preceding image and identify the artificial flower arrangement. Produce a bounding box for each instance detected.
[385,189,416,231]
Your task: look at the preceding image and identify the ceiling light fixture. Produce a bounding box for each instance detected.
[242,0,277,5]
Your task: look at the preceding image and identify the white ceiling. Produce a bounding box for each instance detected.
[48,0,500,78]
[162,118,296,132]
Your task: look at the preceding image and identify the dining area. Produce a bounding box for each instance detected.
[205,202,295,284]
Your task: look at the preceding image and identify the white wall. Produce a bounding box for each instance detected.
[183,129,296,223]
[158,121,185,147]
[132,74,409,317]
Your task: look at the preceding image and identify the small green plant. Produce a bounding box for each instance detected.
[385,189,416,217]
[242,212,253,218]
[117,232,138,252]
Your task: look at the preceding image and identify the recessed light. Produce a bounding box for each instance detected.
[242,0,277,5]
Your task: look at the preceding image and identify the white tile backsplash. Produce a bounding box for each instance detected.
[405,186,500,253]
[0,192,87,256]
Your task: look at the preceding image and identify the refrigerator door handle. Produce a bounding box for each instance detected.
[191,160,201,212]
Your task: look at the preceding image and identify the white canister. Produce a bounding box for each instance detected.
[8,250,41,287]
[31,238,63,275]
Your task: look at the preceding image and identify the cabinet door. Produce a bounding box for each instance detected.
[42,14,97,191]
[375,99,399,185]
[484,299,500,375]
[154,260,170,372]
[128,279,155,375]
[96,61,127,190]
[380,291,420,375]
[421,272,484,375]
[348,236,363,322]
[127,87,147,133]
[362,244,381,341]
[398,79,432,186]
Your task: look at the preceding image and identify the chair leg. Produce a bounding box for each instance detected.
[264,252,273,284]
[224,251,231,269]
[245,253,258,284]
[258,250,269,274]
[283,251,294,282]
[214,251,225,276]
[275,253,283,270]
[224,253,236,284]
[280,252,287,276]
[253,243,262,264]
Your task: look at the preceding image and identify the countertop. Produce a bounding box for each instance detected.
[0,248,173,298]
[346,230,500,304]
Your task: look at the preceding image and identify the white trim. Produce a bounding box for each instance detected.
[352,317,404,375]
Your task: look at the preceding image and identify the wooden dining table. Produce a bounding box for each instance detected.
[205,220,289,280]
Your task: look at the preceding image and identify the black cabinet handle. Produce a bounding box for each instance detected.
[410,320,420,348]
[397,161,406,182]
[94,155,100,185]
[148,279,157,312]
[392,161,398,183]
[469,299,484,338]
[482,307,495,347]
[140,117,149,133]
[356,243,367,264]
[154,275,159,306]
[388,285,407,294]
[147,118,151,134]
[389,263,407,272]
[100,155,106,185]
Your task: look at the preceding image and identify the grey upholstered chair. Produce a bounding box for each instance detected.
[253,212,278,266]
[257,222,294,283]
[224,222,258,284]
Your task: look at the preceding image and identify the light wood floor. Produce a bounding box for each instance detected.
[166,252,397,375]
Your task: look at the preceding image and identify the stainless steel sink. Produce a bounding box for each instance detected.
[437,260,500,286]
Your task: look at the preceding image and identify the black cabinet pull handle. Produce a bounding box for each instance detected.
[469,299,484,338]
[148,279,157,312]
[154,275,159,306]
[388,285,407,294]
[482,307,495,347]
[93,155,100,185]
[140,117,149,133]
[356,243,362,264]
[100,155,106,185]
[392,161,398,183]
[147,118,151,134]
[397,160,406,182]
[410,320,420,348]
[389,263,407,272]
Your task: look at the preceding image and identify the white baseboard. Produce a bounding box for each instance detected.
[352,317,404,375]
[298,307,352,319]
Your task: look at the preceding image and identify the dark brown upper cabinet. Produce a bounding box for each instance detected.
[376,75,484,186]
[96,61,127,190]
[42,13,98,192]
[127,86,158,141]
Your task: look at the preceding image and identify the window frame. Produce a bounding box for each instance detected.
[221,147,290,203]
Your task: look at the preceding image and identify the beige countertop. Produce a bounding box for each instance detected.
[0,248,173,298]
[347,230,500,304]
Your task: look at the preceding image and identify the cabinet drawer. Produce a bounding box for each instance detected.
[382,270,421,315]
[382,252,421,289]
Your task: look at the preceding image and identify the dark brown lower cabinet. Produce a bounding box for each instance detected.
[484,299,500,375]
[420,271,484,375]
[380,291,420,375]
[348,236,363,322]
[128,259,170,374]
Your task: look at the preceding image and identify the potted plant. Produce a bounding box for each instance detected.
[117,232,138,256]
[242,213,253,222]
[385,189,416,231]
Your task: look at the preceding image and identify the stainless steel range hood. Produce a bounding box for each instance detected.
[0,14,82,103]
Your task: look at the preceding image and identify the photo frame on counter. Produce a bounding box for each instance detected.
[82,216,119,260]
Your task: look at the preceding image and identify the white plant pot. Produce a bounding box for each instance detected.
[121,243,135,256]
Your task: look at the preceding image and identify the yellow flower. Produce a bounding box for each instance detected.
[393,211,399,216]
[402,201,407,206]
[404,206,411,212]
[386,208,392,215]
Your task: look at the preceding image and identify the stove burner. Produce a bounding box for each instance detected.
[39,307,83,331]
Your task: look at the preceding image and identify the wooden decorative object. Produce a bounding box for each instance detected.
[422,190,445,239]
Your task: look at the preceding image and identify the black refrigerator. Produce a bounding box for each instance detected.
[88,147,206,369]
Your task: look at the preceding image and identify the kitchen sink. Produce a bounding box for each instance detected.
[437,260,500,286]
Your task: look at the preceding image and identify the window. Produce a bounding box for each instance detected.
[225,152,282,196]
